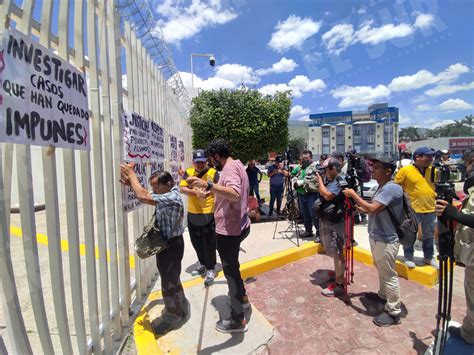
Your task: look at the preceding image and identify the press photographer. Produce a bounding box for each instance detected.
[435,173,474,346]
[343,157,404,327]
[314,158,346,297]
[291,150,320,239]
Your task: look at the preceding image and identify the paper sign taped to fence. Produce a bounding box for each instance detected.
[150,121,164,162]
[0,29,90,150]
[122,111,151,162]
[178,140,185,162]
[123,161,148,213]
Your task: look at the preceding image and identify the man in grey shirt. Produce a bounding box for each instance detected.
[343,156,403,327]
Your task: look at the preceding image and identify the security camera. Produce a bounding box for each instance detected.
[209,56,215,67]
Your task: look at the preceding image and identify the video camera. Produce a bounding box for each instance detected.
[431,150,459,202]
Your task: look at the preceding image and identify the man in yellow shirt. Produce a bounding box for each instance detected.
[180,149,219,286]
[394,146,438,269]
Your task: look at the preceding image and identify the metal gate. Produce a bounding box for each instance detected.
[0,0,192,353]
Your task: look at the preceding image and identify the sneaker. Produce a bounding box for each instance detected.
[191,265,206,276]
[215,318,248,333]
[373,311,401,327]
[404,258,416,269]
[423,257,439,270]
[204,269,215,287]
[242,295,251,310]
[321,282,344,297]
[448,325,466,342]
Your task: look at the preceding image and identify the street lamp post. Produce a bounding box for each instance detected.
[190,53,215,88]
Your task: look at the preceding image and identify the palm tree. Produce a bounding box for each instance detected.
[399,126,420,141]
[463,114,474,135]
[449,120,469,137]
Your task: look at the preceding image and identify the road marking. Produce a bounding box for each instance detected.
[9,226,136,268]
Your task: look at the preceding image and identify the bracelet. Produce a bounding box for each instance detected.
[206,181,214,191]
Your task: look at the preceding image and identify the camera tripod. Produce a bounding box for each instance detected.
[433,183,458,354]
[344,196,355,294]
[272,160,301,247]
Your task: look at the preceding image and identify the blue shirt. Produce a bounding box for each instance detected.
[246,166,261,185]
[368,182,403,244]
[151,185,185,239]
[268,164,285,186]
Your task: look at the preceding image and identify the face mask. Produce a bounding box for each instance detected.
[302,160,311,168]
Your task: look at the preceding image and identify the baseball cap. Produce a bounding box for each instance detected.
[413,146,436,158]
[275,156,283,163]
[441,149,449,154]
[369,156,397,171]
[193,149,207,163]
[319,157,341,169]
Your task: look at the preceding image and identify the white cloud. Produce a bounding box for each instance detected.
[156,0,238,45]
[259,83,291,96]
[389,63,470,92]
[182,62,264,90]
[322,13,431,55]
[288,75,326,97]
[290,105,311,120]
[214,63,260,85]
[389,70,438,91]
[414,13,434,29]
[439,98,474,112]
[416,104,430,111]
[432,119,456,128]
[268,15,321,53]
[425,81,474,97]
[331,85,391,108]
[259,75,326,98]
[399,114,411,124]
[321,23,354,55]
[256,57,298,76]
[355,21,414,45]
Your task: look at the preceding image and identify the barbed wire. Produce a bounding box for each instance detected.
[115,0,191,114]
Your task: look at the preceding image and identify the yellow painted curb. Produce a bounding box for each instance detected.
[134,242,438,354]
[352,246,439,288]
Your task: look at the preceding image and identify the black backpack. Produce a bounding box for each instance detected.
[386,193,418,247]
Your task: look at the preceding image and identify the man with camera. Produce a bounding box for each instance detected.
[343,157,404,326]
[267,156,288,216]
[291,150,320,239]
[314,158,346,297]
[394,146,438,269]
[435,173,474,345]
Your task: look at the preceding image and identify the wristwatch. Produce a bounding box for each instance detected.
[206,181,214,191]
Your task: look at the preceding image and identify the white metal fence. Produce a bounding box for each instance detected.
[0,0,192,353]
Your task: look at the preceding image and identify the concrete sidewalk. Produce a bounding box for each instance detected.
[133,218,468,354]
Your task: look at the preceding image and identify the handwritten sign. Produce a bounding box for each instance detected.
[0,29,89,150]
[122,111,150,162]
[150,120,164,162]
[123,161,148,213]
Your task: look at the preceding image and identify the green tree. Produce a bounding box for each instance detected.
[399,126,420,141]
[189,89,291,162]
[287,137,305,162]
[463,114,474,135]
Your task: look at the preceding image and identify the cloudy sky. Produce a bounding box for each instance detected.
[151,0,473,127]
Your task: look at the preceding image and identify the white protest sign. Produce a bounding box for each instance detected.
[150,120,164,162]
[122,111,150,162]
[123,161,148,213]
[0,29,90,150]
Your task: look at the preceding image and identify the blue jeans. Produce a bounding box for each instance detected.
[249,182,261,202]
[269,184,284,214]
[404,212,436,259]
[298,193,319,234]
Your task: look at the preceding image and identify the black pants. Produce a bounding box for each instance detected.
[188,213,217,270]
[156,235,186,324]
[216,227,250,322]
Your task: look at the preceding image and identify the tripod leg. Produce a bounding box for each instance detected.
[441,257,455,353]
[434,257,444,354]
